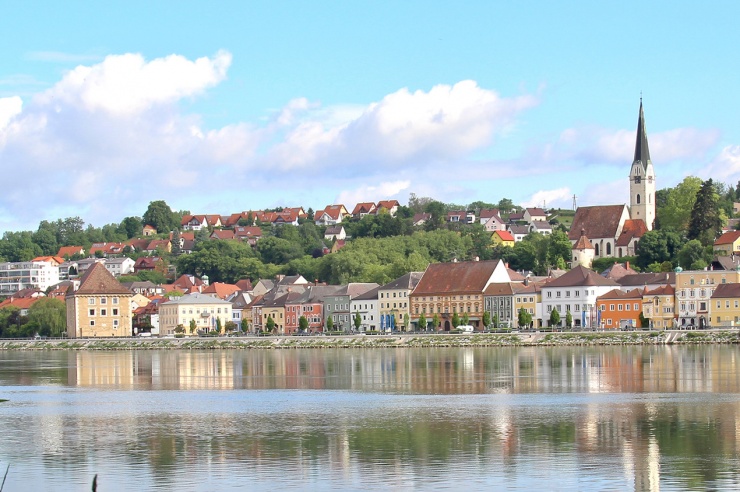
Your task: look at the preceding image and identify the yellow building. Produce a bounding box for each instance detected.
[378,272,423,331]
[514,282,542,328]
[713,231,740,255]
[642,284,675,329]
[66,262,134,338]
[158,292,232,335]
[675,267,740,328]
[709,283,740,328]
[491,230,515,247]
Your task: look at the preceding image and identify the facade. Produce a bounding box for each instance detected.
[491,230,515,247]
[479,209,506,232]
[596,288,644,330]
[103,257,135,277]
[484,282,524,328]
[65,262,134,338]
[350,287,380,332]
[158,292,233,335]
[410,259,513,331]
[514,282,542,329]
[378,272,423,331]
[674,268,740,328]
[323,283,379,330]
[0,259,61,296]
[713,231,740,255]
[709,283,740,328]
[642,284,675,329]
[541,265,620,329]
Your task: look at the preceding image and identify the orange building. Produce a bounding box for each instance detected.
[596,288,644,330]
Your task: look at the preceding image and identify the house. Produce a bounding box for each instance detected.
[484,282,526,329]
[412,213,432,227]
[210,229,236,240]
[324,225,346,241]
[314,205,349,226]
[158,292,232,335]
[378,272,423,331]
[57,245,86,259]
[601,262,638,281]
[65,262,134,338]
[376,200,400,217]
[234,226,263,245]
[540,265,620,329]
[447,210,475,224]
[133,298,162,335]
[675,267,740,328]
[524,207,548,223]
[144,239,171,254]
[172,274,205,293]
[617,271,674,292]
[507,224,530,242]
[714,230,740,255]
[350,286,380,332]
[514,281,544,329]
[285,285,340,333]
[134,256,165,274]
[323,283,379,330]
[709,283,740,328]
[596,288,645,330]
[181,214,222,231]
[491,230,515,247]
[0,258,61,295]
[103,257,136,277]
[121,281,164,297]
[529,221,552,235]
[89,242,126,256]
[142,225,157,236]
[352,202,377,219]
[331,240,346,253]
[410,259,514,331]
[642,284,675,329]
[479,209,506,232]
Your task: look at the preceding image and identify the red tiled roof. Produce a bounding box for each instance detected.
[568,205,627,241]
[616,219,648,247]
[71,262,132,296]
[0,297,39,310]
[572,232,594,250]
[413,260,503,295]
[545,265,619,288]
[714,230,740,246]
[710,283,740,299]
[597,288,644,301]
[201,282,240,300]
[57,246,85,258]
[211,230,235,240]
[352,202,376,215]
[493,230,515,242]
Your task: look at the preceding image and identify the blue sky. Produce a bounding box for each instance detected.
[2,1,740,232]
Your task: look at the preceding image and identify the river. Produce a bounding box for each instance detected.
[0,346,739,491]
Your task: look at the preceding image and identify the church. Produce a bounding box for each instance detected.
[569,100,656,267]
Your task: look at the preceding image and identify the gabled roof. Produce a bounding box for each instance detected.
[201,282,241,300]
[544,265,619,288]
[714,230,740,246]
[617,272,674,287]
[484,282,523,296]
[211,230,236,240]
[376,200,399,211]
[71,262,132,296]
[644,284,675,296]
[508,224,530,235]
[601,262,637,280]
[568,205,628,241]
[380,272,424,291]
[493,230,515,242]
[525,207,547,217]
[616,219,648,246]
[413,260,507,295]
[172,274,204,289]
[0,297,40,311]
[597,288,644,301]
[57,246,85,258]
[479,209,502,220]
[235,279,253,291]
[710,282,740,299]
[572,231,594,250]
[352,202,376,215]
[32,256,64,265]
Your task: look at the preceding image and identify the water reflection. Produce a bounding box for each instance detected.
[0,346,739,491]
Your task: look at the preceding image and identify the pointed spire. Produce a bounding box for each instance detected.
[633,98,651,169]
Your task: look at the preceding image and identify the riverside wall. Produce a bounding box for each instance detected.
[1,330,739,350]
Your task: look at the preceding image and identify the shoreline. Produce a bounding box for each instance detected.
[1,330,738,350]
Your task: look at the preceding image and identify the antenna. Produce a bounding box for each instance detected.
[572,194,578,210]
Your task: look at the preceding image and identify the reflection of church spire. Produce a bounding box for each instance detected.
[633,98,651,171]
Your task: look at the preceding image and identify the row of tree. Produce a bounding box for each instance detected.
[0,298,67,338]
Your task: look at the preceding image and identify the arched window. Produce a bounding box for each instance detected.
[595,244,600,256]
[636,194,641,204]
[606,243,612,255]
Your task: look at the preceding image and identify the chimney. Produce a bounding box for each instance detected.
[626,261,630,270]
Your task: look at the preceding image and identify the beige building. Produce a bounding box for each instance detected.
[66,262,134,338]
[378,272,423,331]
[158,292,233,335]
[675,268,740,328]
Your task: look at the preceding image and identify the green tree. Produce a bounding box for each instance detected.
[143,200,178,233]
[266,316,276,333]
[118,216,143,239]
[216,317,222,333]
[635,229,684,270]
[418,312,427,331]
[518,307,532,329]
[240,318,249,333]
[354,311,362,331]
[549,308,560,328]
[171,229,182,256]
[403,313,409,331]
[451,312,460,328]
[565,310,573,329]
[639,312,648,329]
[189,319,197,334]
[657,176,703,233]
[424,201,447,231]
[482,311,492,329]
[326,317,334,331]
[677,239,711,270]
[462,313,469,326]
[687,178,725,246]
[432,313,440,332]
[25,298,66,337]
[299,315,309,332]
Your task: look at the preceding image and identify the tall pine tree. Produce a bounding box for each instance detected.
[687,179,723,246]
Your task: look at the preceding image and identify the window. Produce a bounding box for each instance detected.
[112,297,118,304]
[547,292,552,298]
[101,309,107,316]
[88,298,95,305]
[89,309,95,316]
[100,298,107,305]
[112,309,118,316]
[617,304,623,311]
[610,304,615,311]
[634,303,639,311]
[90,320,95,326]
[113,320,118,327]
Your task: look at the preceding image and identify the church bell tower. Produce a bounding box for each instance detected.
[629,99,656,230]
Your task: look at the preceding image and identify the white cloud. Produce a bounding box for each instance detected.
[35,51,232,115]
[704,145,740,181]
[335,181,411,207]
[559,126,720,164]
[0,96,22,130]
[522,188,571,209]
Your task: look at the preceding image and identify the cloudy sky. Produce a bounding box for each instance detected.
[1,1,739,232]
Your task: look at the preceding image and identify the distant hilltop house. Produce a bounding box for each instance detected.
[568,100,655,266]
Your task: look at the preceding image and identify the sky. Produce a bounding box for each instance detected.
[2,1,740,233]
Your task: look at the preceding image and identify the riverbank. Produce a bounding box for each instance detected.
[1,330,739,350]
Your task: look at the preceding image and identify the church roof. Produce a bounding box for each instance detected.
[568,205,627,241]
[634,99,652,171]
[572,230,594,250]
[616,219,648,246]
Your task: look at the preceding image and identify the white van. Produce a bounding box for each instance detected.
[457,325,474,333]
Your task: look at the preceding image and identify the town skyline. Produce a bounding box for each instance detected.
[2,2,740,233]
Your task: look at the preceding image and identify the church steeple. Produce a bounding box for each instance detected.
[633,98,651,169]
[629,98,656,230]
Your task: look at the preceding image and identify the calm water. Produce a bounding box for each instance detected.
[1,346,740,491]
